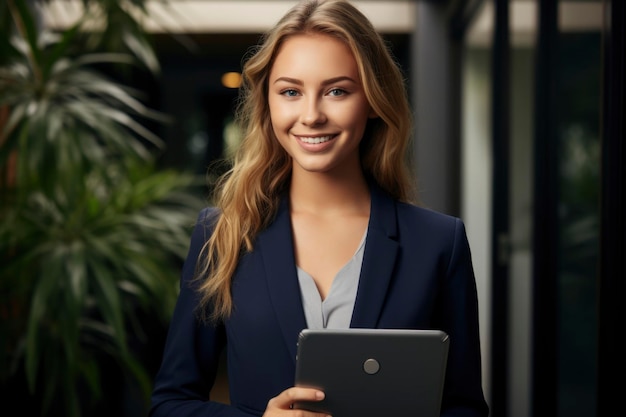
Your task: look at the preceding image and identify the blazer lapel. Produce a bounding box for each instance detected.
[256,185,399,358]
[350,184,399,328]
[257,198,307,364]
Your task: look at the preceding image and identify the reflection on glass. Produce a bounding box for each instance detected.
[555,3,602,413]
[462,1,602,416]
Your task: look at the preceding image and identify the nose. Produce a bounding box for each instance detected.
[300,96,326,126]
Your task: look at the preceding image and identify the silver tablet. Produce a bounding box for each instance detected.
[294,328,449,417]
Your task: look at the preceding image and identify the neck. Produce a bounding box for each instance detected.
[289,170,370,216]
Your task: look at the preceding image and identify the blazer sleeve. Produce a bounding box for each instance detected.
[149,208,256,417]
[440,218,489,417]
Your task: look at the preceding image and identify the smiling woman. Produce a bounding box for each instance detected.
[148,1,489,417]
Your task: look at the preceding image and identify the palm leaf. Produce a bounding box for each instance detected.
[1,1,207,415]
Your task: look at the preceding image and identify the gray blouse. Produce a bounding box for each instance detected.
[297,228,367,329]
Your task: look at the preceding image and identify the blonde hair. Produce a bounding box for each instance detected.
[195,0,415,322]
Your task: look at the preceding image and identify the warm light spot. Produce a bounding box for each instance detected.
[221,72,242,89]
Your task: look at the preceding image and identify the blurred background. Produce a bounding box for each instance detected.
[0,1,623,416]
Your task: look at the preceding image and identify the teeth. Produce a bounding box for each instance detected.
[300,135,332,144]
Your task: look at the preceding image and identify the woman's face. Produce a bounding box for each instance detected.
[268,33,375,177]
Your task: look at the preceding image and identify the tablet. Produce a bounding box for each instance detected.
[294,328,449,417]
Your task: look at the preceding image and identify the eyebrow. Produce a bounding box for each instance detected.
[272,76,358,86]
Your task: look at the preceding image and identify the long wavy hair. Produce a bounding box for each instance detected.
[195,0,416,322]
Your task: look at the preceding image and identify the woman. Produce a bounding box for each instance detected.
[149,1,489,416]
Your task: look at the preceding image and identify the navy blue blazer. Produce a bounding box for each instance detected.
[150,184,489,417]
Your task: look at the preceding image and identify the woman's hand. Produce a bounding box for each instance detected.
[263,387,330,417]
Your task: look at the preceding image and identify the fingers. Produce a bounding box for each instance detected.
[265,387,329,416]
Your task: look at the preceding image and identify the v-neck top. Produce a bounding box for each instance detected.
[297,228,367,329]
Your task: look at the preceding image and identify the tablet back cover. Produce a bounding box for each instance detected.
[294,328,449,417]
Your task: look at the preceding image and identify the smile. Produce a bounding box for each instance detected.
[298,135,334,144]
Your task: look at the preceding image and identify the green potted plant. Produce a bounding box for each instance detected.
[0,1,205,415]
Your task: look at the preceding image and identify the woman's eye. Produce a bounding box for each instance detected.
[281,89,299,97]
[328,88,347,97]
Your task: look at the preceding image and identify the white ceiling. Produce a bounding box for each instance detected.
[39,0,417,34]
[40,0,603,46]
